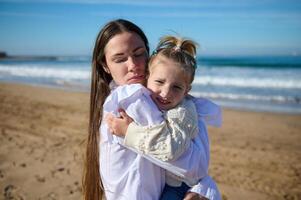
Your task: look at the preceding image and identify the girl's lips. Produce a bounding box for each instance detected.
[156,97,170,105]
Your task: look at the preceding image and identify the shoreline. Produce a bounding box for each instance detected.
[0,82,300,199]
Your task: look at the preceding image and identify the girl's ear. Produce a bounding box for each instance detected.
[185,84,192,95]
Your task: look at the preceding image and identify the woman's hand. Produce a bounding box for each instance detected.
[183,192,209,200]
[105,109,133,137]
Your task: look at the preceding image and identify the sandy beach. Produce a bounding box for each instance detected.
[0,83,300,200]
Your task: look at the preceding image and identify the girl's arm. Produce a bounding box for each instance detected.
[104,111,221,200]
[107,98,199,162]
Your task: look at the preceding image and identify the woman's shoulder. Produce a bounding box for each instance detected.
[113,84,150,98]
[104,84,150,106]
[114,83,148,93]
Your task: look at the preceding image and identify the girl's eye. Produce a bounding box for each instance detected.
[173,85,183,91]
[155,80,164,84]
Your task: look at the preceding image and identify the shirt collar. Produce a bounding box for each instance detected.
[109,80,118,91]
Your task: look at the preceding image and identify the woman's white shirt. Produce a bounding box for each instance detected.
[99,83,222,200]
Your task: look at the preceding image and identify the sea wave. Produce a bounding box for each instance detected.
[0,65,90,80]
[198,56,301,68]
[193,76,301,89]
[2,65,300,90]
[190,91,300,104]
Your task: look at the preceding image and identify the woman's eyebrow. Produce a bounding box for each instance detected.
[112,52,125,57]
[133,46,145,52]
[112,46,144,57]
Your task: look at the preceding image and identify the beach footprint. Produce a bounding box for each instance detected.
[3,184,25,200]
[0,169,4,178]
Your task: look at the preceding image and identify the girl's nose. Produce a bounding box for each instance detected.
[161,87,171,99]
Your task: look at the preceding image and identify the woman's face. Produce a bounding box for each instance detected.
[104,32,148,86]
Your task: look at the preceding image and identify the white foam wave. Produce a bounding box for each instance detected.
[193,76,301,89]
[189,91,299,103]
[0,65,90,80]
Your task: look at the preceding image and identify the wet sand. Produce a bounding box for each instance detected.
[0,83,300,200]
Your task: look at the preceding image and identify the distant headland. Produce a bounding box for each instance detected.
[0,51,58,61]
[0,52,7,58]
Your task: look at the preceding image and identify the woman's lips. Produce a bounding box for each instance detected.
[127,75,145,83]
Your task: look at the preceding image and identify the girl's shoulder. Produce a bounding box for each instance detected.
[186,96,222,127]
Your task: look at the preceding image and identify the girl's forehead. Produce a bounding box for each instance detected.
[149,54,178,70]
[149,54,193,84]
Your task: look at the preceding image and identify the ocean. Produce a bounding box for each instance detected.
[0,55,301,114]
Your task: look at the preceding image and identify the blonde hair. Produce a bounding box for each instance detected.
[149,35,198,84]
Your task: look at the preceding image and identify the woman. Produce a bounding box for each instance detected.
[83,19,220,200]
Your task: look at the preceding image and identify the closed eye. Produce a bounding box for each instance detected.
[133,48,146,58]
[113,57,127,63]
[134,51,145,58]
[173,85,183,91]
[155,80,164,84]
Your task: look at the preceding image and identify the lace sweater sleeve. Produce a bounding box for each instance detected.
[124,98,198,161]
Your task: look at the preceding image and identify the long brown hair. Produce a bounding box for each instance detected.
[83,19,149,200]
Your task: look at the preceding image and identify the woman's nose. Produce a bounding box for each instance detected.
[128,56,138,71]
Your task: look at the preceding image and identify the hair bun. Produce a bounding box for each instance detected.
[156,35,198,58]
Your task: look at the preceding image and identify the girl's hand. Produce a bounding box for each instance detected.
[183,192,209,200]
[105,109,133,137]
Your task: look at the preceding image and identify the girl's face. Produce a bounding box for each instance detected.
[104,32,148,86]
[147,56,191,111]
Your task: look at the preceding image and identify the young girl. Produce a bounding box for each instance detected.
[105,36,222,200]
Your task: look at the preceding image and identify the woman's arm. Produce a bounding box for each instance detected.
[188,175,222,200]
[103,84,211,184]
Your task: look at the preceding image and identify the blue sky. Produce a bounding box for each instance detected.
[0,0,301,56]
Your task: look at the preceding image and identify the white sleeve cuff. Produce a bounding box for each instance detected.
[189,176,221,200]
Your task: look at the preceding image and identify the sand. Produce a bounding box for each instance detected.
[0,83,300,200]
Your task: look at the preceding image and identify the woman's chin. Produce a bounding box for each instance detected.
[127,78,145,85]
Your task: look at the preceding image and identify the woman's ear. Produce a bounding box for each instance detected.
[103,66,110,74]
[102,62,111,74]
